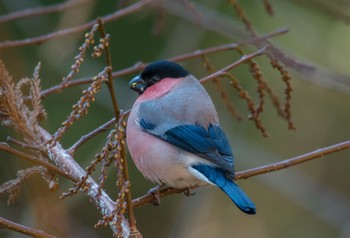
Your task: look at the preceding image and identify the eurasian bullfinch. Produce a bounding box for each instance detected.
[126,60,256,214]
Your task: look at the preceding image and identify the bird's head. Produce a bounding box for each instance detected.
[129,60,189,94]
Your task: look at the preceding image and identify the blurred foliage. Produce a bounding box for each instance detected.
[0,0,350,237]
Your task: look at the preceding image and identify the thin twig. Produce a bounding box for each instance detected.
[168,28,287,62]
[24,62,145,101]
[0,0,152,49]
[96,18,120,119]
[235,140,350,179]
[132,140,350,208]
[61,24,99,85]
[0,216,57,238]
[67,118,116,155]
[132,187,183,208]
[0,0,88,25]
[7,136,40,151]
[0,143,77,182]
[200,45,268,83]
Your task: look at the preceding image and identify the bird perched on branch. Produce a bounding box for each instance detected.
[126,60,256,214]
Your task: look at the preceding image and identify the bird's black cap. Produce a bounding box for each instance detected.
[129,60,189,94]
[141,60,189,81]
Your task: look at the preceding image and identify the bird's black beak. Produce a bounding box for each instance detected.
[129,75,147,94]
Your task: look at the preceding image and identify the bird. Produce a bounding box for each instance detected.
[126,60,256,214]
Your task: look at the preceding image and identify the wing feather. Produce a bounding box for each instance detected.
[140,118,235,178]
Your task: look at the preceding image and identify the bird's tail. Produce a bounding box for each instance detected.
[192,164,256,214]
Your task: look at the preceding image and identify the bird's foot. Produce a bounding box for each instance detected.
[148,184,165,206]
[183,187,196,197]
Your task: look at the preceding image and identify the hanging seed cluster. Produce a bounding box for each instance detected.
[61,24,99,86]
[50,68,109,146]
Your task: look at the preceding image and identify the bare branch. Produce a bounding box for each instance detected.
[0,0,88,25]
[0,143,77,182]
[0,216,57,238]
[67,118,116,155]
[96,18,120,118]
[235,140,350,179]
[7,136,40,151]
[169,28,287,62]
[61,24,100,85]
[200,45,268,83]
[28,62,145,101]
[0,0,152,49]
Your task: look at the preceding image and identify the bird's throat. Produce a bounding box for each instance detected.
[138,77,180,101]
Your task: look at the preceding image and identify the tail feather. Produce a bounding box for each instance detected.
[192,164,256,214]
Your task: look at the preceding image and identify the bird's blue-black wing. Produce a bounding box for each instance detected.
[139,119,234,176]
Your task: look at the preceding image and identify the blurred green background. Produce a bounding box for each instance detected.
[0,0,350,237]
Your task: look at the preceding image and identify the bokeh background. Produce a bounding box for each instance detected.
[0,0,350,237]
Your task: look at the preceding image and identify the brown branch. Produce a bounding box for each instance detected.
[132,187,183,208]
[96,18,138,235]
[25,62,145,101]
[0,0,88,25]
[235,140,350,179]
[0,216,57,238]
[96,18,120,119]
[168,27,287,61]
[0,0,152,50]
[200,45,268,84]
[132,140,350,208]
[7,136,40,151]
[61,24,100,85]
[67,118,116,155]
[116,112,138,235]
[0,143,77,182]
[68,112,131,156]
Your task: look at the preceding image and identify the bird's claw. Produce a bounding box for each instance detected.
[148,184,164,206]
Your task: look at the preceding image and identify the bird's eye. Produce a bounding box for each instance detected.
[150,75,160,83]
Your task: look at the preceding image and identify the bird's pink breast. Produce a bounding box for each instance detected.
[138,77,180,101]
[126,109,197,187]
